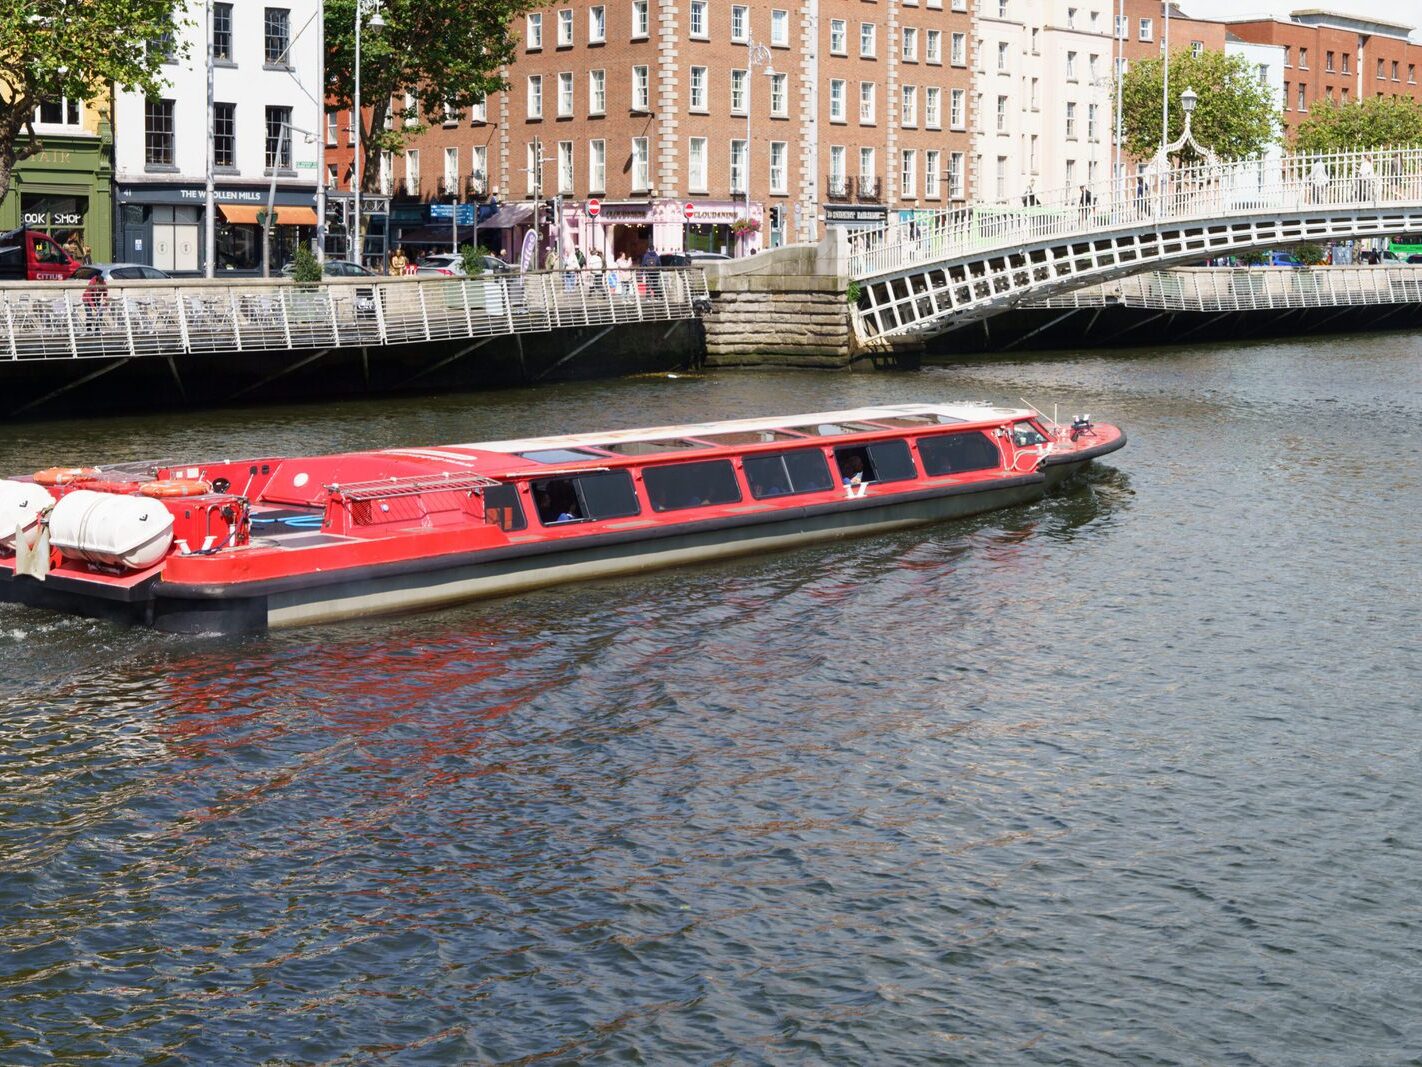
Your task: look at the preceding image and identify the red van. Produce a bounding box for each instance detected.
[0,228,82,281]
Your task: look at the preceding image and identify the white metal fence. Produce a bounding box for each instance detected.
[0,268,710,362]
[1027,266,1422,312]
[849,147,1422,280]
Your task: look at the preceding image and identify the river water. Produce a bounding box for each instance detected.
[1,332,1420,1064]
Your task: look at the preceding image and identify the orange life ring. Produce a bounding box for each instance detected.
[33,466,101,486]
[81,479,144,495]
[139,478,213,498]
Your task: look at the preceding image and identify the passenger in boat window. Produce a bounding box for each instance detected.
[837,451,869,486]
[534,482,582,524]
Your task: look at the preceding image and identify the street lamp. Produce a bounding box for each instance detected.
[742,38,774,255]
[1153,85,1213,166]
[353,0,386,269]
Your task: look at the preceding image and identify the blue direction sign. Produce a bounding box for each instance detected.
[429,203,476,224]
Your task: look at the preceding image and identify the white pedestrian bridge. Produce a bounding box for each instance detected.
[849,148,1422,343]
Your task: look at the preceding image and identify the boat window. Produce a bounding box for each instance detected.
[643,459,741,511]
[482,483,526,531]
[743,449,835,499]
[1011,421,1049,447]
[917,432,1001,476]
[834,440,917,486]
[784,421,887,437]
[870,414,967,428]
[532,470,640,525]
[693,429,804,446]
[517,447,610,464]
[593,438,708,456]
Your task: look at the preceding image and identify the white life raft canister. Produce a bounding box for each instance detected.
[49,489,175,570]
[0,480,57,549]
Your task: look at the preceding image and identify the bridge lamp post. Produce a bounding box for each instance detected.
[353,0,387,270]
[743,38,775,256]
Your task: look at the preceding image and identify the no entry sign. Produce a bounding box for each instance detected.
[683,202,695,220]
[587,198,601,218]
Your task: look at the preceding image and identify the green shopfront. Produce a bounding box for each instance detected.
[0,131,113,262]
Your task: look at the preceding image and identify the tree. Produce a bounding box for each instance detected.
[1294,96,1422,155]
[325,0,530,194]
[0,0,181,206]
[1115,50,1280,162]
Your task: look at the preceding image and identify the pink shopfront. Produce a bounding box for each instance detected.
[567,199,764,259]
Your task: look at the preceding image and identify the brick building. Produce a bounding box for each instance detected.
[1222,11,1421,139]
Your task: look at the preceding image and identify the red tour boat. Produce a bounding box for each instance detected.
[0,404,1125,633]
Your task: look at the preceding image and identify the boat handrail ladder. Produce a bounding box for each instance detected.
[325,472,504,501]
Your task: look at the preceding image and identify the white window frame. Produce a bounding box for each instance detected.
[558,72,574,117]
[557,9,574,47]
[688,136,708,192]
[830,79,846,121]
[632,65,650,111]
[632,0,649,39]
[470,95,487,124]
[557,140,574,193]
[902,27,918,62]
[527,76,543,119]
[769,140,787,193]
[730,138,747,193]
[730,69,747,113]
[731,4,747,41]
[771,9,789,47]
[948,151,963,198]
[589,5,606,42]
[949,87,964,129]
[589,70,606,115]
[1138,17,1152,42]
[527,13,542,49]
[925,30,941,64]
[900,85,916,127]
[900,149,916,198]
[830,19,847,55]
[924,86,940,129]
[950,32,966,66]
[924,149,940,198]
[631,136,649,190]
[589,139,606,192]
[690,0,708,38]
[860,23,875,58]
[859,81,875,124]
[1065,101,1076,139]
[770,72,787,116]
[690,66,708,111]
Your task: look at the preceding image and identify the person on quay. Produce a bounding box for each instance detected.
[639,243,661,296]
[64,231,90,264]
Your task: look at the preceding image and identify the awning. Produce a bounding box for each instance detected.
[482,204,533,230]
[218,204,319,225]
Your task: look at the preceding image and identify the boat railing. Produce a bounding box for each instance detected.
[324,472,505,501]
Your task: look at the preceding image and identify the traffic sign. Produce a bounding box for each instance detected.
[429,203,475,224]
[683,202,695,220]
[587,197,601,218]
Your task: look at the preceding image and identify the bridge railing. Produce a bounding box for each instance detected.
[1028,265,1422,312]
[0,268,710,362]
[848,147,1422,279]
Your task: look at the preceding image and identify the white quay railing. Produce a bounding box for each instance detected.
[1026,265,1422,312]
[848,148,1422,280]
[0,268,710,363]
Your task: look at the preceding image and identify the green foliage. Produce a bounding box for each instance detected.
[1115,50,1280,161]
[460,243,492,277]
[326,0,530,192]
[845,280,863,305]
[0,0,183,202]
[1238,250,1267,267]
[290,242,323,284]
[1293,242,1326,267]
[1295,97,1422,155]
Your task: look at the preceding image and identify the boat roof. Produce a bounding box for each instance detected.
[453,403,1028,454]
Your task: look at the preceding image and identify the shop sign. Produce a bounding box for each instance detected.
[824,205,888,224]
[120,184,316,206]
[596,202,653,222]
[682,205,741,224]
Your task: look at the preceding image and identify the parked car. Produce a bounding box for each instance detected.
[73,263,173,282]
[0,227,82,281]
[279,258,375,278]
[658,251,731,267]
[415,253,466,277]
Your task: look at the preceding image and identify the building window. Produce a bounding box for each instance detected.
[1089,53,1099,81]
[589,139,606,192]
[771,9,789,47]
[1190,40,1203,58]
[948,152,963,198]
[830,19,846,54]
[997,0,1007,16]
[950,0,965,9]
[860,81,875,124]
[34,97,82,127]
[1064,159,1074,186]
[1087,101,1098,140]
[690,66,708,111]
[445,146,460,189]
[1065,100,1076,138]
[263,7,290,65]
[1030,77,1039,109]
[557,8,574,46]
[950,32,965,66]
[471,145,488,190]
[860,23,875,58]
[900,149,915,198]
[1410,64,1416,84]
[558,72,574,116]
[830,79,846,121]
[404,149,419,195]
[949,87,965,129]
[528,75,543,118]
[925,29,941,64]
[589,70,606,114]
[266,105,292,169]
[632,0,649,39]
[631,136,649,190]
[730,139,747,193]
[557,141,574,193]
[1065,51,1077,80]
[829,144,846,183]
[902,27,918,62]
[769,141,786,193]
[213,102,235,168]
[325,110,338,145]
[213,3,233,61]
[900,85,916,127]
[996,94,1007,133]
[1378,58,1386,79]
[924,86,940,128]
[688,136,708,192]
[527,13,543,48]
[1392,60,1401,81]
[998,41,1009,71]
[924,150,940,198]
[995,157,1007,199]
[1283,81,1291,109]
[731,4,748,40]
[589,5,605,41]
[860,146,875,178]
[1138,18,1152,42]
[730,68,746,112]
[1297,83,1306,110]
[471,95,487,123]
[770,72,787,116]
[1298,47,1307,70]
[632,65,650,111]
[690,0,707,38]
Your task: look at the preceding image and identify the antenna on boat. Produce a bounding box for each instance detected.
[1018,398,1058,426]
